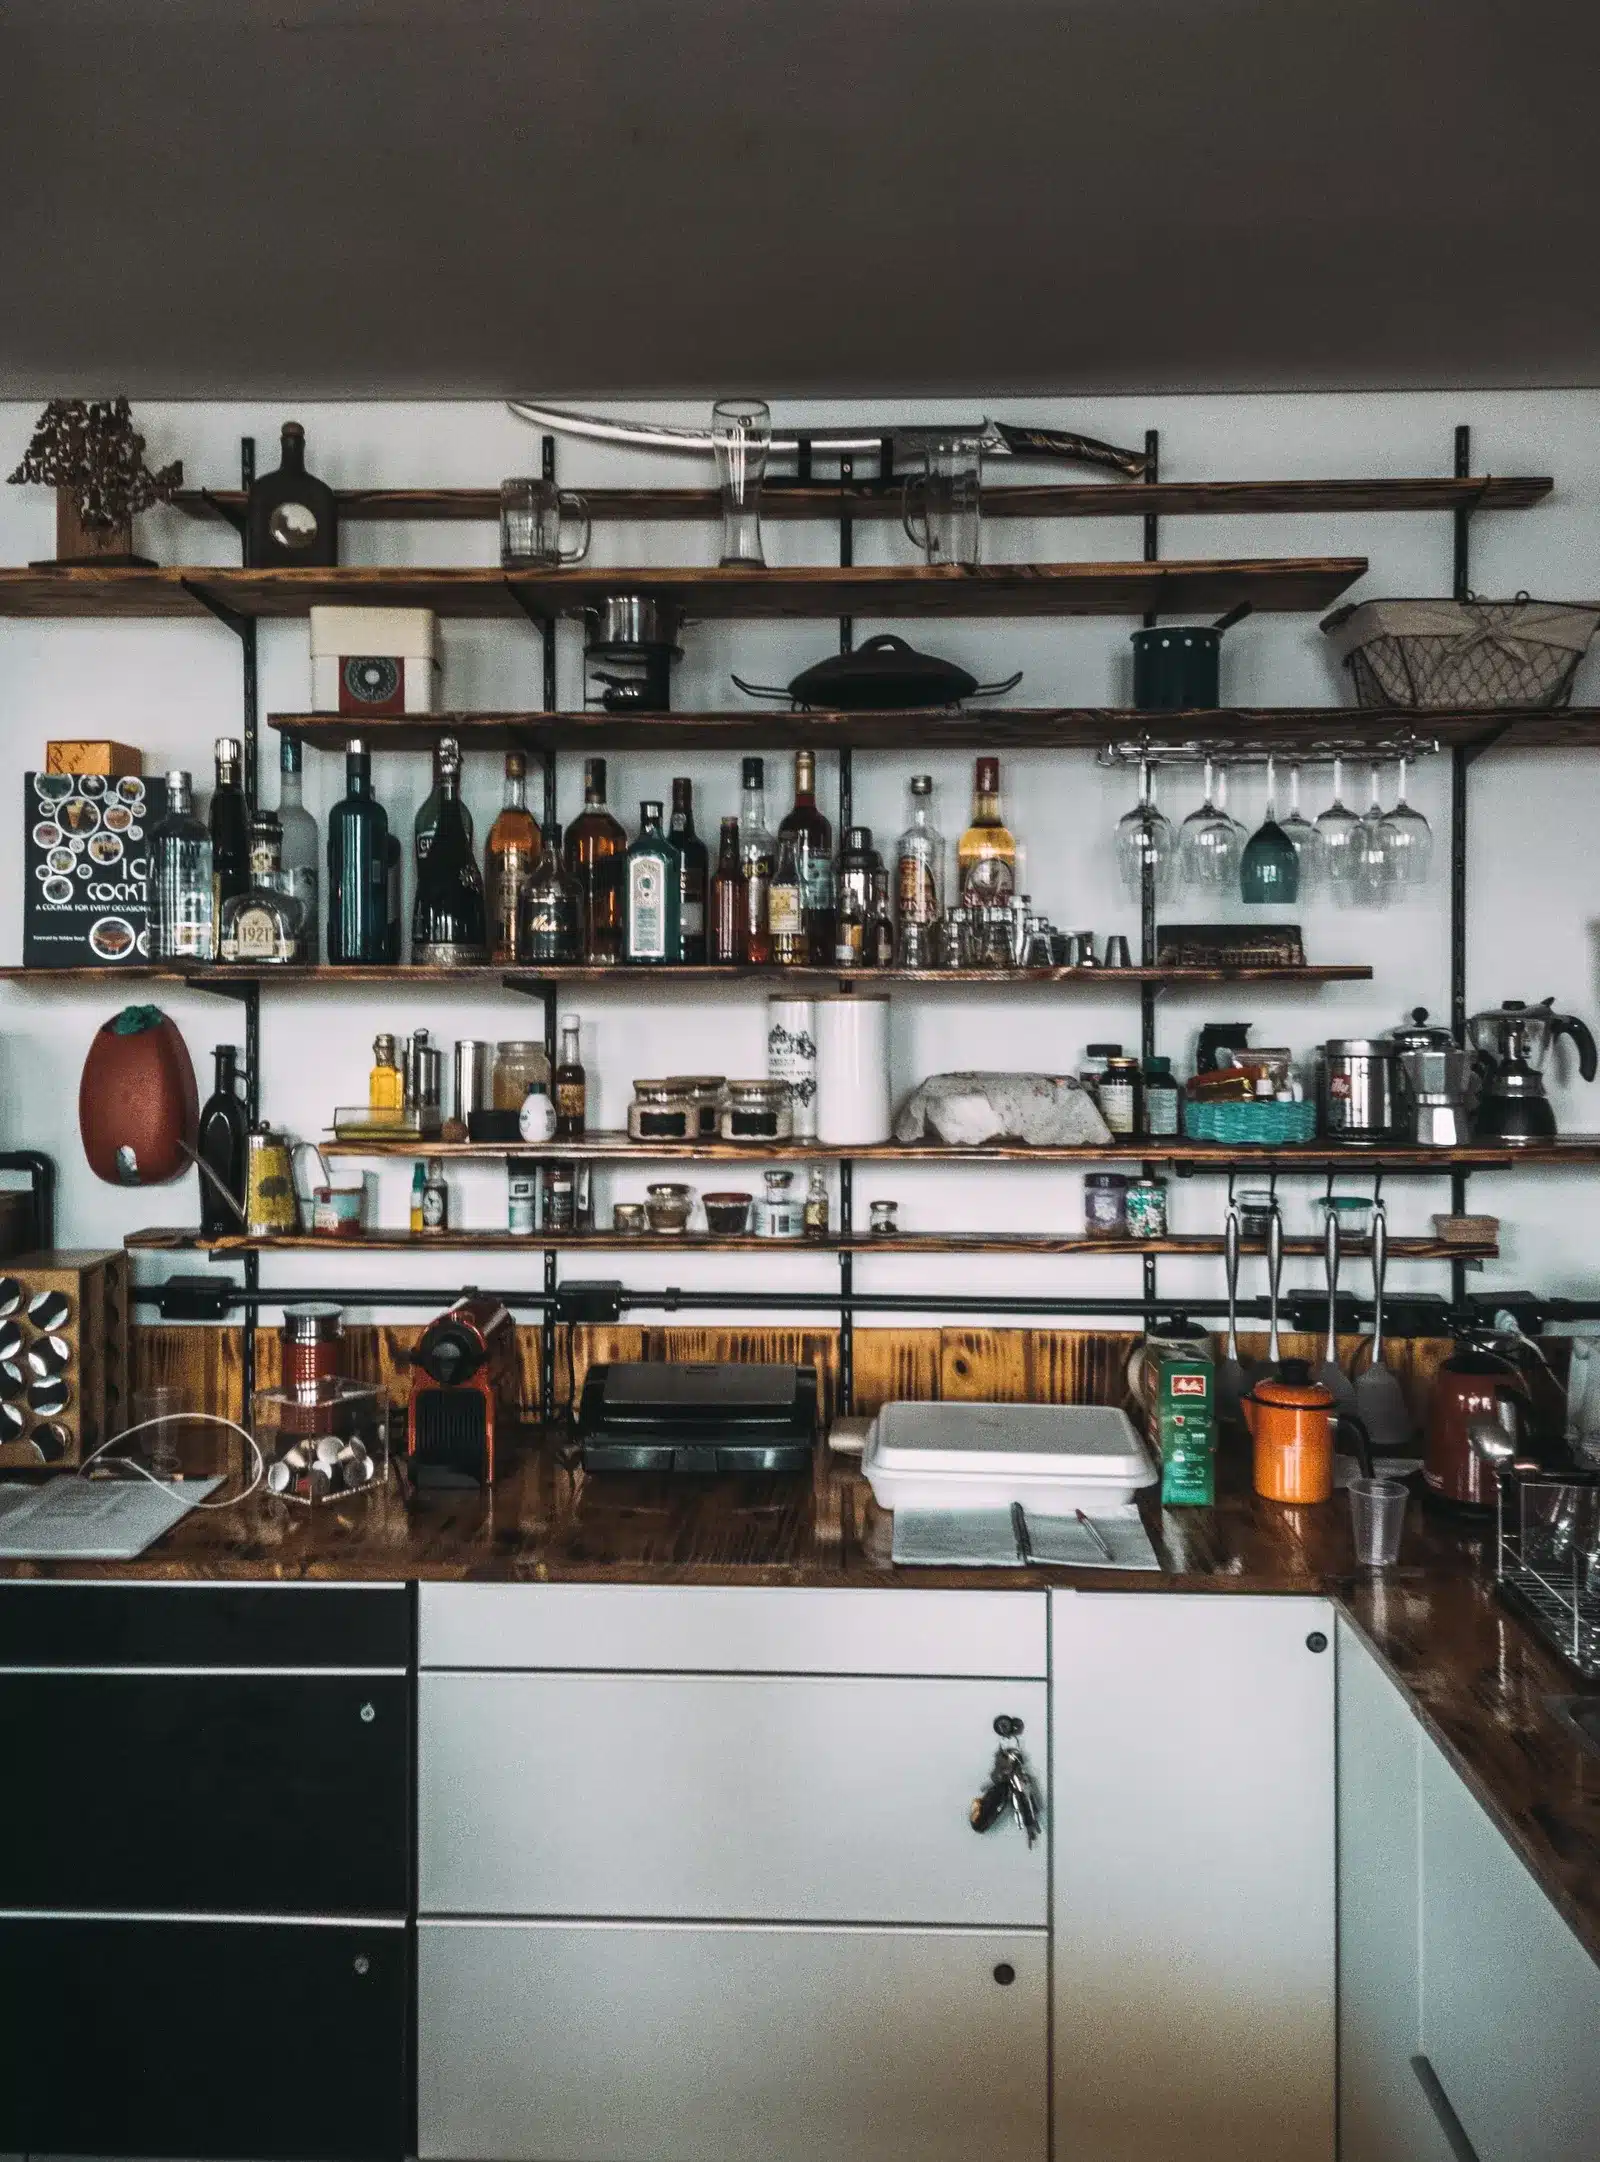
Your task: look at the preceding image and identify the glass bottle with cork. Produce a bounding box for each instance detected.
[564,756,627,963]
[778,748,835,961]
[668,777,709,964]
[737,756,774,964]
[485,750,539,963]
[711,816,745,963]
[555,1015,587,1139]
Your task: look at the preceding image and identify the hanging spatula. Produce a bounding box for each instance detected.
[1353,1202,1414,1454]
[1217,1201,1249,1429]
[1311,1202,1358,1412]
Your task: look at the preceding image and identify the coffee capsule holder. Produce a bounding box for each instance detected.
[254,1378,388,1506]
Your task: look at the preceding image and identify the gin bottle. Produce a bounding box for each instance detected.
[624,800,680,964]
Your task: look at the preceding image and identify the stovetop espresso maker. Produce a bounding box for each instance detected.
[1469,998,1597,1143]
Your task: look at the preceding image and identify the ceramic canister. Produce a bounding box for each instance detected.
[815,994,891,1144]
[766,997,818,1139]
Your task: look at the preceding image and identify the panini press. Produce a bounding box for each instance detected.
[577,1362,817,1473]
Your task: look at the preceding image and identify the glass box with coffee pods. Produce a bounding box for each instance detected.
[254,1378,388,1505]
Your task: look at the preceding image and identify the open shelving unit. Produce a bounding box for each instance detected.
[0,423,1578,1417]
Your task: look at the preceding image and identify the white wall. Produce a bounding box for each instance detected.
[3,391,1599,1328]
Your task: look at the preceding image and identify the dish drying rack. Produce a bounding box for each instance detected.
[1492,1469,1600,1679]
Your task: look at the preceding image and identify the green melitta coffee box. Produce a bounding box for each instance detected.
[1153,1349,1215,1505]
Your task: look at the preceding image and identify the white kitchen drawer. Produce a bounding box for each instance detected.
[419,1581,1046,1676]
[419,1670,1047,1924]
[417,1917,1047,2162]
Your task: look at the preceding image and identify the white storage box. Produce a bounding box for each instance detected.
[310,605,439,716]
[862,1401,1156,1515]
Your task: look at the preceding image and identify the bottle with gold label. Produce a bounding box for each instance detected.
[217,816,304,964]
[369,1033,404,1113]
[768,830,806,966]
[555,1015,587,1139]
[957,756,1017,909]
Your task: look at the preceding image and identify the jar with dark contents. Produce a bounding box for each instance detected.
[1084,1173,1130,1235]
[280,1302,345,1393]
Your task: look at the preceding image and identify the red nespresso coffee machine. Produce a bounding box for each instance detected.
[406,1294,521,1488]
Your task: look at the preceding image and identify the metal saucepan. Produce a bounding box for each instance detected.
[582,594,685,656]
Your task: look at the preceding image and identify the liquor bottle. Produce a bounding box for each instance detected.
[768,830,806,966]
[833,880,865,969]
[486,750,540,962]
[711,816,745,963]
[209,736,250,929]
[738,756,775,965]
[150,769,214,960]
[523,822,578,961]
[217,815,305,963]
[369,1033,403,1112]
[196,1045,248,1238]
[624,800,680,964]
[896,773,944,965]
[668,777,709,963]
[384,831,403,963]
[246,420,338,569]
[869,868,897,969]
[957,756,1017,908]
[837,825,880,928]
[274,733,320,961]
[409,1161,427,1233]
[415,739,475,874]
[564,756,627,963]
[326,739,391,964]
[411,737,487,965]
[778,748,835,962]
[555,1014,587,1139]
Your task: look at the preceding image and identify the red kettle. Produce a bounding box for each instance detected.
[1423,1340,1530,1509]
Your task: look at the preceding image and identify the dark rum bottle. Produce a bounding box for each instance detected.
[564,756,627,963]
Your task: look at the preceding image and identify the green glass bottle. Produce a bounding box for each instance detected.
[624,800,681,965]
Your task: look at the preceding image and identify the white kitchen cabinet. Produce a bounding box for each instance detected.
[1420,1733,1600,2162]
[1050,1591,1336,2162]
[419,1669,1047,1924]
[416,1917,1047,2162]
[1336,1616,1444,2162]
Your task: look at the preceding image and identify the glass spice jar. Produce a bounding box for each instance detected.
[664,1075,726,1138]
[493,1039,550,1113]
[628,1079,696,1142]
[1085,1172,1130,1234]
[1089,1045,1140,1137]
[1126,1176,1169,1239]
[720,1079,793,1143]
[1142,1056,1180,1138]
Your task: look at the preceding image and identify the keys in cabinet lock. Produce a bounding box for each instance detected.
[970,1714,1043,1847]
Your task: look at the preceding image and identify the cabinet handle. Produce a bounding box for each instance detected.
[353,1954,370,1977]
[1410,2055,1482,2162]
[992,1963,1016,1986]
[360,1701,376,1723]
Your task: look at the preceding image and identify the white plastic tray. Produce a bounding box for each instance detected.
[862,1401,1155,1515]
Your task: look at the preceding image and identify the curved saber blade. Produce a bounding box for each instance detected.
[507,400,1147,477]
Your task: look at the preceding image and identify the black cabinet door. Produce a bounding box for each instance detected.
[0,1914,409,2159]
[0,1672,409,1914]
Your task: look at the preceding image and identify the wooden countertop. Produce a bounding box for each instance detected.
[2,1445,1596,1963]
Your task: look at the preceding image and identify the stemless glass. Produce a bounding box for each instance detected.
[1179,759,1241,890]
[1316,757,1362,893]
[1384,757,1434,889]
[1279,764,1326,893]
[1115,759,1176,901]
[712,397,772,566]
[1239,755,1300,904]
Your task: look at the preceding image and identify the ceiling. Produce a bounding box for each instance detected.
[4,0,1599,399]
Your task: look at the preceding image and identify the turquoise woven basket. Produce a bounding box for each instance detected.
[1182,1097,1318,1145]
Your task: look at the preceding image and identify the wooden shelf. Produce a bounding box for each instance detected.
[268,703,1555,755]
[172,475,1551,526]
[0,557,1366,622]
[0,961,1373,990]
[314,1132,1532,1170]
[123,1225,1495,1260]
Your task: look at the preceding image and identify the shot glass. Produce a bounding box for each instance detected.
[1348,1476,1407,1569]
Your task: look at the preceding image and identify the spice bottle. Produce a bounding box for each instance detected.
[555,1015,586,1138]
[369,1033,403,1112]
[1089,1043,1140,1137]
[803,1168,830,1239]
[1143,1056,1180,1138]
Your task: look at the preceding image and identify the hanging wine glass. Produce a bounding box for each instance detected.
[1239,755,1300,904]
[1345,763,1398,910]
[1115,758,1176,901]
[1179,758,1242,890]
[1216,764,1249,852]
[1315,756,1362,892]
[1279,763,1326,893]
[1382,756,1434,888]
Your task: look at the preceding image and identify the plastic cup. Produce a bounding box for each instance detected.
[132,1385,185,1479]
[1349,1476,1407,1569]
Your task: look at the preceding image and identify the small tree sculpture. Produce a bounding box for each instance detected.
[8,398,183,566]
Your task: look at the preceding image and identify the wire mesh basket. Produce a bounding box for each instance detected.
[1493,1471,1600,1678]
[1322,596,1600,711]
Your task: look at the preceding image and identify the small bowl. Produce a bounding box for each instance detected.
[703,1191,752,1235]
[613,1202,648,1236]
[645,1181,694,1235]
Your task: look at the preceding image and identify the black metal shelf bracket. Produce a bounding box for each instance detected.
[1140,428,1161,1308]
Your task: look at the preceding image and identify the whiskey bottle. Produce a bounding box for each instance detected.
[957,756,1017,909]
[564,756,627,963]
[833,880,865,968]
[711,816,745,963]
[778,748,835,962]
[217,815,306,963]
[411,737,487,965]
[738,756,775,964]
[555,1015,587,1139]
[150,769,214,960]
[246,421,338,569]
[274,733,320,961]
[768,830,806,966]
[668,777,709,964]
[485,750,540,962]
[869,868,897,969]
[209,736,250,928]
[523,822,579,961]
[624,800,680,964]
[326,740,391,964]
